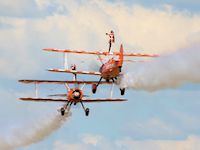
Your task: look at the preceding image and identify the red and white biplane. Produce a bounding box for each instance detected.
[44,44,159,95]
[19,78,127,116]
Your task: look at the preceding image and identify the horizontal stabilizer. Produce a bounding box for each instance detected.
[48,94,89,97]
[48,94,68,97]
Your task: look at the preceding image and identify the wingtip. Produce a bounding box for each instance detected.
[122,99,128,101]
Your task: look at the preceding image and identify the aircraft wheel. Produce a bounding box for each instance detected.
[120,88,125,95]
[85,108,90,116]
[119,67,122,72]
[61,107,65,116]
[92,84,97,94]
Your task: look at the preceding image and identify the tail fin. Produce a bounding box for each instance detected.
[118,44,124,68]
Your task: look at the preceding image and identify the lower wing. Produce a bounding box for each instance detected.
[82,98,127,103]
[19,97,127,103]
[20,97,68,102]
[48,69,101,75]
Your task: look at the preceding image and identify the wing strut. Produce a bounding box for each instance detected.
[81,83,86,90]
[110,83,114,98]
[63,53,68,69]
[35,83,38,98]
[65,83,70,91]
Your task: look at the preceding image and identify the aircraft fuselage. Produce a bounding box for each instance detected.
[99,58,120,80]
[67,88,83,102]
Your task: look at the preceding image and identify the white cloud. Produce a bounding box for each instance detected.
[81,134,102,146]
[116,135,200,150]
[35,0,51,10]
[1,0,200,79]
[125,118,182,139]
[54,141,86,150]
[0,0,38,17]
[0,18,41,78]
[53,134,112,150]
[53,134,200,150]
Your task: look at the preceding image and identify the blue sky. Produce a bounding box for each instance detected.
[0,0,200,150]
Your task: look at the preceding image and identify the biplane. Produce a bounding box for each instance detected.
[44,44,159,95]
[19,78,127,116]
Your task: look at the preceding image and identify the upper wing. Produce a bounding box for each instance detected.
[82,98,127,103]
[48,69,101,75]
[43,48,110,55]
[43,48,159,57]
[19,97,68,102]
[19,79,110,84]
[123,53,159,57]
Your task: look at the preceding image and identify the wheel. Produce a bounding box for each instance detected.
[60,107,65,116]
[119,67,122,72]
[85,108,90,116]
[120,88,125,95]
[92,84,97,94]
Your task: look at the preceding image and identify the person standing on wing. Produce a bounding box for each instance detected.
[106,30,115,53]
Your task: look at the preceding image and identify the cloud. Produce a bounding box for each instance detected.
[0,0,41,17]
[0,0,200,79]
[125,118,182,139]
[53,134,112,150]
[53,134,200,150]
[81,134,102,146]
[56,1,200,53]
[116,135,200,150]
[53,134,98,150]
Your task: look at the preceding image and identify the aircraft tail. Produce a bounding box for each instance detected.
[118,44,124,68]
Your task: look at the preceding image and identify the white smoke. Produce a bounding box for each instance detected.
[0,112,71,150]
[119,45,200,91]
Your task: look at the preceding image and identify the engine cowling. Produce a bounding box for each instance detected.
[72,90,81,99]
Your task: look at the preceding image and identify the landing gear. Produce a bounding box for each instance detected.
[80,101,90,116]
[92,84,97,93]
[85,108,90,116]
[60,101,72,116]
[91,77,102,94]
[60,107,65,116]
[120,88,125,95]
[119,67,122,72]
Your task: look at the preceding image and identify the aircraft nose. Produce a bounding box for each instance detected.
[74,92,80,97]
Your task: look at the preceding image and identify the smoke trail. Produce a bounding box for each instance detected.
[119,45,200,91]
[0,112,71,150]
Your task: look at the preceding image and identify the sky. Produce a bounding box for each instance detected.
[0,0,200,150]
